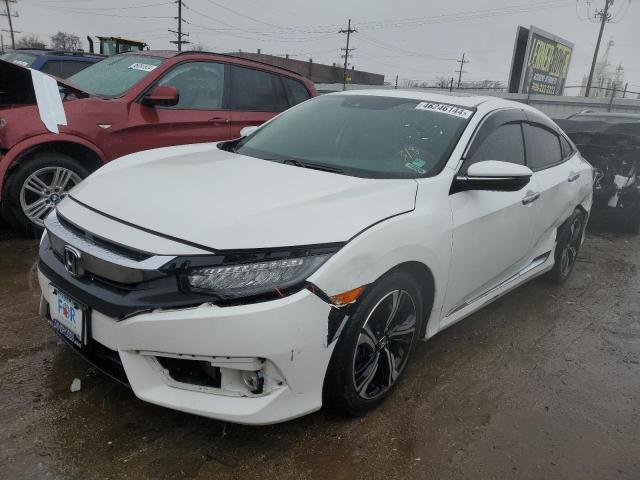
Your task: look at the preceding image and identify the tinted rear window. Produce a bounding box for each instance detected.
[526,125,563,169]
[229,66,289,112]
[0,51,38,67]
[40,59,94,79]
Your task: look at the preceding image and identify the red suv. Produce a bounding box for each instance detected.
[0,50,317,232]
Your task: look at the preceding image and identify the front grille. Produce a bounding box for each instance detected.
[57,213,151,262]
[44,210,175,285]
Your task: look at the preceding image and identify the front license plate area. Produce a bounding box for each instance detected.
[48,285,87,347]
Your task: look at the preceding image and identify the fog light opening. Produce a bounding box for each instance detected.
[241,370,264,394]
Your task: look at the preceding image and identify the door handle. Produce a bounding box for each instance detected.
[568,172,580,182]
[522,191,540,205]
[208,117,230,124]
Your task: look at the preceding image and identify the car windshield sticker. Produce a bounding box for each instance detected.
[12,60,29,67]
[415,102,473,119]
[404,158,427,175]
[128,63,157,72]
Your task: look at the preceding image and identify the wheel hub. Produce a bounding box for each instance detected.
[19,166,82,227]
[352,289,417,400]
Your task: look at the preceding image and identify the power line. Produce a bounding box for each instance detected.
[20,1,172,11]
[339,19,356,91]
[23,3,173,19]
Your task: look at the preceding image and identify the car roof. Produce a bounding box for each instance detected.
[12,48,104,59]
[328,89,517,109]
[124,50,309,79]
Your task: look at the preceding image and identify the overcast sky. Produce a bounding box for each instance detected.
[6,0,640,94]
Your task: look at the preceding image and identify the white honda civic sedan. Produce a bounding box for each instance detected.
[37,90,593,424]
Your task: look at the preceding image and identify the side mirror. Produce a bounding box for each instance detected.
[452,160,532,193]
[142,85,179,107]
[240,125,259,137]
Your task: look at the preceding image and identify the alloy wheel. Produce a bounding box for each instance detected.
[352,289,417,400]
[19,166,81,227]
[560,216,583,277]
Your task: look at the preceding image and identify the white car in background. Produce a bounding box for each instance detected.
[37,90,593,424]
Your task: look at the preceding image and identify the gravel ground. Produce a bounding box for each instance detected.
[0,230,639,479]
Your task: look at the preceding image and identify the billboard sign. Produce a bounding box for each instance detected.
[508,26,573,95]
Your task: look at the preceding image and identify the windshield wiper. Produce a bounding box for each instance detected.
[283,159,344,174]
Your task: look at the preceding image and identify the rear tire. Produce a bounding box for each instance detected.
[547,209,585,285]
[1,152,90,236]
[323,270,424,416]
[623,207,640,234]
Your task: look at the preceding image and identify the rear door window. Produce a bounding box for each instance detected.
[283,77,311,106]
[229,66,289,112]
[559,135,574,159]
[525,124,563,170]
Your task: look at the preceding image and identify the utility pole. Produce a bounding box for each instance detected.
[169,0,189,51]
[1,0,17,49]
[456,53,468,88]
[339,19,356,91]
[585,0,613,97]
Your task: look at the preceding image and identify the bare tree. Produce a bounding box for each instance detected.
[435,76,449,89]
[15,35,47,49]
[49,31,82,51]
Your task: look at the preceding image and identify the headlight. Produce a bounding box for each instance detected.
[187,253,332,299]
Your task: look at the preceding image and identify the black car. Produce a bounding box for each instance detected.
[557,112,640,232]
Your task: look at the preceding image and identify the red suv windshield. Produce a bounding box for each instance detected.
[67,54,164,98]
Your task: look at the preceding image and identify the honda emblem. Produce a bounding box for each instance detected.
[63,245,84,278]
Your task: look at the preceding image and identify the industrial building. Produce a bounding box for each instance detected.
[228,50,385,85]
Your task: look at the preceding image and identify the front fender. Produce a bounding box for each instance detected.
[308,209,453,339]
[0,133,106,198]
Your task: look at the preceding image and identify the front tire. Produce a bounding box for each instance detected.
[323,270,424,416]
[1,152,89,235]
[548,209,585,285]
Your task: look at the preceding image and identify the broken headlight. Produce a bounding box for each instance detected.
[187,254,333,299]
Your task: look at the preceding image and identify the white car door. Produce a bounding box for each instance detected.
[523,118,583,255]
[444,111,539,319]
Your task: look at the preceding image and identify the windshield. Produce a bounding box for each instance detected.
[66,54,164,98]
[0,52,38,67]
[234,95,474,178]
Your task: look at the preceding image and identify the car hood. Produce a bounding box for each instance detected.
[69,143,418,250]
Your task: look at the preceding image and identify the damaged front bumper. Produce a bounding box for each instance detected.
[38,267,336,425]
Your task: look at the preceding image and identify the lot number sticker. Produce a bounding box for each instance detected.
[415,102,473,119]
[128,63,157,72]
